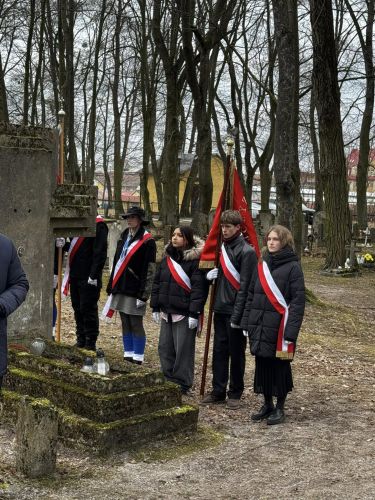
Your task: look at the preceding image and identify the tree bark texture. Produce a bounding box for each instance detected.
[272,0,302,254]
[0,52,9,122]
[345,0,374,229]
[310,0,351,268]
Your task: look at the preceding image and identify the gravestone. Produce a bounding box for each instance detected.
[0,123,97,343]
[312,211,326,248]
[108,220,126,271]
[16,397,58,478]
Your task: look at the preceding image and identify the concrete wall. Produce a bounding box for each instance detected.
[0,124,57,341]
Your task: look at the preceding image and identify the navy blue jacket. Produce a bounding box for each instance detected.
[0,234,29,376]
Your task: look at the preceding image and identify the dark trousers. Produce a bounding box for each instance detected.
[70,278,100,347]
[212,313,247,399]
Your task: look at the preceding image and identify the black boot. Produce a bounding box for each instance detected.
[85,336,97,352]
[251,395,274,421]
[267,395,286,425]
[75,336,86,348]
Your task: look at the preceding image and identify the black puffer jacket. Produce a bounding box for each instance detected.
[214,233,258,317]
[240,247,305,359]
[150,237,208,318]
[107,226,156,301]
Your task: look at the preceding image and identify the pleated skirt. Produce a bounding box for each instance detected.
[254,356,293,397]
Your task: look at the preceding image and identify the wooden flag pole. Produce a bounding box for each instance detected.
[55,108,65,343]
[199,137,234,397]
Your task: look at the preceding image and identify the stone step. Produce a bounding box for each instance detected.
[5,367,181,423]
[8,349,165,394]
[1,390,199,454]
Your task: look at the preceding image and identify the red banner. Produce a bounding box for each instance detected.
[199,167,260,266]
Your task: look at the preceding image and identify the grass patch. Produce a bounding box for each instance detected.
[129,425,224,463]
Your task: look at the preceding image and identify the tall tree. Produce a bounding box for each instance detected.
[181,0,238,235]
[345,0,374,229]
[59,0,80,182]
[0,52,9,122]
[152,0,185,226]
[310,0,351,268]
[272,0,302,253]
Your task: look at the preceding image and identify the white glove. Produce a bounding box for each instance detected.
[206,268,219,281]
[243,330,248,337]
[56,237,66,248]
[230,322,241,329]
[88,277,98,286]
[53,274,58,289]
[136,299,146,308]
[188,317,199,329]
[152,312,161,324]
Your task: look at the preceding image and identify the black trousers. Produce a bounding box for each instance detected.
[212,313,247,399]
[70,278,101,346]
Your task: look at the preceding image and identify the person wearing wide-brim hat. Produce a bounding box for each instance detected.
[106,206,156,364]
[120,206,150,225]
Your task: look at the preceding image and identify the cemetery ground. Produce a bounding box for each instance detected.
[0,257,374,499]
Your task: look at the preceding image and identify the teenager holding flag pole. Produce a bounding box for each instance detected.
[199,138,260,409]
[239,225,305,425]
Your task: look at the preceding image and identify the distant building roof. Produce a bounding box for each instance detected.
[95,171,140,191]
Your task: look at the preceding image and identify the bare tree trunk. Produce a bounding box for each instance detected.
[59,0,80,182]
[345,0,374,229]
[309,88,324,212]
[31,0,46,126]
[45,0,60,116]
[310,0,351,268]
[23,0,36,125]
[272,0,302,254]
[152,0,184,226]
[112,0,123,217]
[87,0,107,185]
[0,52,9,122]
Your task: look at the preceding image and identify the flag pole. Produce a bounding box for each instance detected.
[55,108,65,343]
[200,137,235,397]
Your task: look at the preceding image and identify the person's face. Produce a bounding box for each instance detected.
[171,228,186,248]
[221,223,240,240]
[127,215,141,229]
[267,230,282,253]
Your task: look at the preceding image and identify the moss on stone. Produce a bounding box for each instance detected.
[130,424,224,463]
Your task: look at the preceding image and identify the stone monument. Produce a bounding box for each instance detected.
[0,122,97,342]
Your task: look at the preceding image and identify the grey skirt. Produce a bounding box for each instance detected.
[110,294,146,316]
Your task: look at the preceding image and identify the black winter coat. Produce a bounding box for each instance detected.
[214,233,258,317]
[107,226,156,301]
[240,247,305,358]
[0,234,29,376]
[150,238,208,318]
[69,221,108,282]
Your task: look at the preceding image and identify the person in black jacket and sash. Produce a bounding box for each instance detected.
[151,226,208,395]
[201,210,258,409]
[62,216,108,351]
[239,225,305,425]
[105,207,156,364]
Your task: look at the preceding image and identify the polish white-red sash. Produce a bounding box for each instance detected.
[258,261,294,360]
[219,244,240,291]
[166,256,191,292]
[166,256,204,333]
[61,237,85,296]
[101,231,152,319]
[61,215,105,297]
